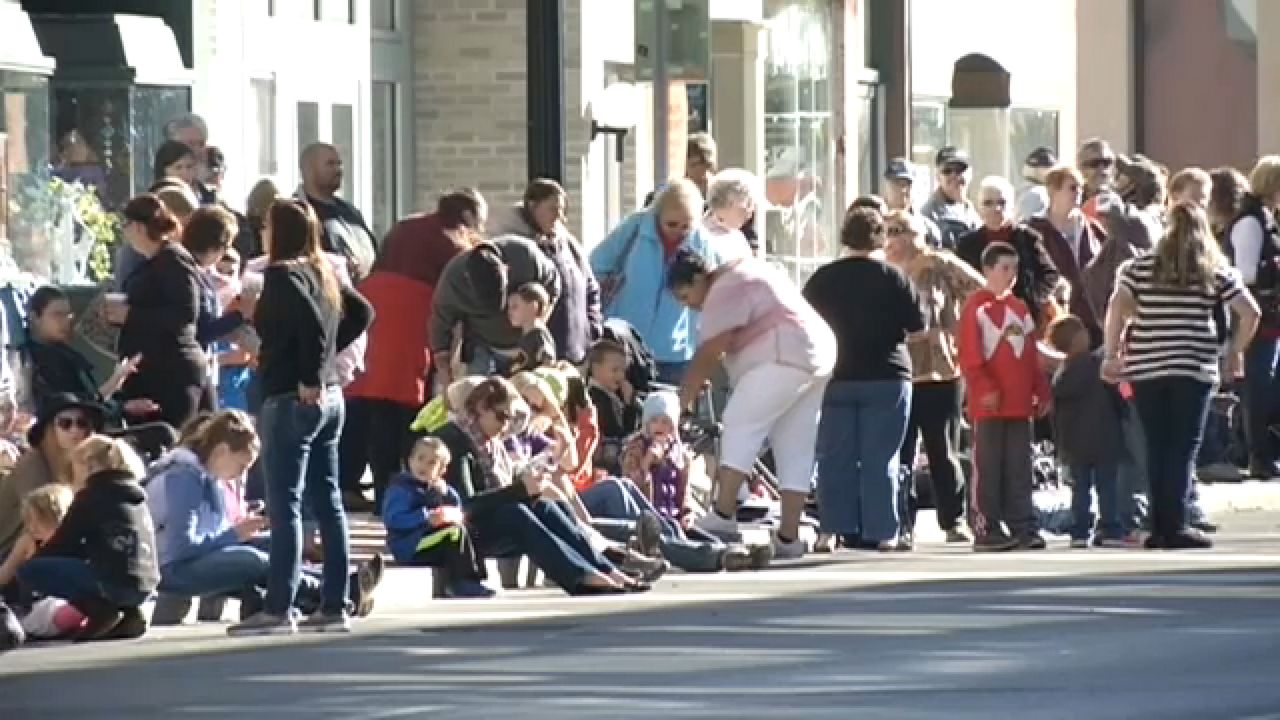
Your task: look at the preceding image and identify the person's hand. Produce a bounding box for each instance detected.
[644,439,666,468]
[110,354,142,383]
[520,469,546,497]
[1224,352,1244,380]
[979,391,1000,412]
[123,398,160,417]
[426,507,449,527]
[233,515,269,541]
[1034,397,1051,418]
[103,301,129,325]
[438,506,465,526]
[1100,356,1124,384]
[297,384,322,405]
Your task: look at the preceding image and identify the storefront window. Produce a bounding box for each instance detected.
[763,0,837,285]
[911,96,949,197]
[1008,107,1059,191]
[2,71,51,275]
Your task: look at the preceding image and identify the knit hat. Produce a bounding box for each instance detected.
[532,367,568,408]
[641,390,681,431]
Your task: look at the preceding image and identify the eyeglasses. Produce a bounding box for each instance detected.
[55,415,92,432]
[1084,156,1115,170]
[981,198,1008,208]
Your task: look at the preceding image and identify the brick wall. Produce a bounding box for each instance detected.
[411,0,528,214]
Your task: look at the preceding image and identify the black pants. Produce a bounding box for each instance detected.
[122,364,213,430]
[898,380,966,532]
[411,525,485,583]
[338,397,418,510]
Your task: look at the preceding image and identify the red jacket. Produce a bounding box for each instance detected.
[957,288,1050,420]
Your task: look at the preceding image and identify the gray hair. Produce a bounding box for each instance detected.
[164,113,208,142]
[652,177,704,218]
[978,176,1015,202]
[706,168,759,213]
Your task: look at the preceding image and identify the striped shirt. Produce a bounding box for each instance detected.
[1117,254,1243,383]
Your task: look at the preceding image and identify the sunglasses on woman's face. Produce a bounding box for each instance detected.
[981,198,1008,208]
[1084,156,1115,170]
[55,415,91,432]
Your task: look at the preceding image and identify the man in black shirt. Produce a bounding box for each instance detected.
[300,142,378,282]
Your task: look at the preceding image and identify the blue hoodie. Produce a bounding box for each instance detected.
[149,448,239,569]
[382,473,463,564]
[589,210,722,363]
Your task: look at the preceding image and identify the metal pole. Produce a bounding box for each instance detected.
[653,0,669,187]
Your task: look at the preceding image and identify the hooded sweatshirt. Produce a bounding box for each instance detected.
[38,469,159,597]
[148,448,241,569]
[382,473,463,563]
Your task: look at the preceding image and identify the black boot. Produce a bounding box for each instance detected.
[105,607,148,640]
[71,595,123,643]
[0,601,24,653]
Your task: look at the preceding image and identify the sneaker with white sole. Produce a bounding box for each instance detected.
[694,510,742,543]
[772,533,806,560]
[227,611,297,638]
[298,610,351,634]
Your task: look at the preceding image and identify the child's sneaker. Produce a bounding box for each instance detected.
[298,610,351,634]
[228,611,297,637]
[694,510,742,543]
[973,532,1018,552]
[771,532,806,560]
[1069,538,1089,549]
[1015,533,1047,550]
[446,580,497,598]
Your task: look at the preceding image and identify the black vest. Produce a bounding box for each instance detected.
[1228,194,1280,328]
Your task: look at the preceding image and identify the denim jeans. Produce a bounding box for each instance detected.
[1117,401,1149,532]
[261,387,350,615]
[17,557,149,608]
[1069,462,1122,541]
[815,380,912,542]
[471,499,613,592]
[161,543,323,607]
[1242,335,1280,466]
[466,343,515,376]
[581,478,724,572]
[1130,376,1213,539]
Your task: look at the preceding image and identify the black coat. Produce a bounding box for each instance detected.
[38,468,160,598]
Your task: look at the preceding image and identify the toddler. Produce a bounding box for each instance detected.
[1047,315,1126,548]
[213,249,254,411]
[0,484,74,592]
[587,340,640,473]
[382,437,493,598]
[957,242,1051,552]
[17,435,157,641]
[507,282,556,373]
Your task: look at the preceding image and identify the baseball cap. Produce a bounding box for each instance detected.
[1025,146,1057,169]
[884,158,914,181]
[934,146,970,169]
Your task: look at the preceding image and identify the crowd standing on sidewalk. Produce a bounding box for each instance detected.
[1,114,1278,653]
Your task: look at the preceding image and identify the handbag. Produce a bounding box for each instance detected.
[597,221,643,309]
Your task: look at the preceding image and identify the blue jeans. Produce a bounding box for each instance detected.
[466,343,515,376]
[1242,335,1280,466]
[1130,377,1212,539]
[815,380,912,542]
[17,557,149,608]
[161,543,323,608]
[471,499,614,592]
[1069,462,1122,541]
[261,387,349,615]
[581,477,724,572]
[1117,401,1148,532]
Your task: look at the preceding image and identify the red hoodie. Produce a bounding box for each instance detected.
[957,288,1050,420]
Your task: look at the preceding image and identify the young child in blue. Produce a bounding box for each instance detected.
[382,437,494,598]
[213,250,253,411]
[1047,315,1126,548]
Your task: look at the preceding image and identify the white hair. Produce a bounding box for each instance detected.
[164,113,208,142]
[706,168,760,212]
[978,176,1015,201]
[653,177,704,217]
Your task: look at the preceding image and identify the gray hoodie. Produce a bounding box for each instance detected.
[429,235,561,354]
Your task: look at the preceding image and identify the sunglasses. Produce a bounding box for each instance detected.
[1084,156,1115,169]
[55,415,92,432]
[886,225,910,236]
[940,164,969,176]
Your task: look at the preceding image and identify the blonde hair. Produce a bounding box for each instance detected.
[71,435,146,484]
[445,376,487,414]
[884,209,927,250]
[22,484,73,528]
[154,183,199,223]
[653,177,704,220]
[1248,155,1280,202]
[1169,167,1211,202]
[1152,204,1226,291]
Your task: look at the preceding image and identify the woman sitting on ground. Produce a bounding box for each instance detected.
[431,377,647,595]
[151,411,382,623]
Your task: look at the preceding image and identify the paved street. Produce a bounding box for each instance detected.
[2,511,1278,720]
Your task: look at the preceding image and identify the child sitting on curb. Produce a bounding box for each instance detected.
[383,437,494,598]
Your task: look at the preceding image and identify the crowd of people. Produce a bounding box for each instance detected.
[0,113,1275,651]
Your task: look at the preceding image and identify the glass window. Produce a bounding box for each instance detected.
[910,96,949,197]
[331,103,354,199]
[250,78,277,176]
[315,0,355,23]
[370,82,397,238]
[372,0,396,32]
[762,0,837,286]
[1008,107,1059,192]
[3,71,52,276]
[297,101,319,155]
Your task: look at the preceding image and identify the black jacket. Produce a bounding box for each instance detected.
[432,421,529,518]
[117,243,205,387]
[956,224,1061,324]
[1051,350,1125,466]
[21,340,105,412]
[306,193,378,282]
[254,263,374,397]
[39,469,160,597]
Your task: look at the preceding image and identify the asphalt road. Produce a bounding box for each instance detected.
[2,512,1278,720]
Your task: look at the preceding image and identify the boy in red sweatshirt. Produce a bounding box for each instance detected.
[957,242,1051,552]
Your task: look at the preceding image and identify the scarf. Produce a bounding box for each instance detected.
[455,415,513,491]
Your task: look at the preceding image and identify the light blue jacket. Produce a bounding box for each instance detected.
[149,449,239,569]
[589,210,722,363]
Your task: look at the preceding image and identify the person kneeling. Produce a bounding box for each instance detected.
[383,438,494,598]
[18,435,157,641]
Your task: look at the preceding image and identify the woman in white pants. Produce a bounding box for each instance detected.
[668,248,836,558]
